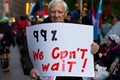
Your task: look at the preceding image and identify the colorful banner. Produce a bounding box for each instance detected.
[94,0,103,41]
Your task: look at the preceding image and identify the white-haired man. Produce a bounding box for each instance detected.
[26,0,99,80]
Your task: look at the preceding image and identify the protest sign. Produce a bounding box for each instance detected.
[26,23,94,77]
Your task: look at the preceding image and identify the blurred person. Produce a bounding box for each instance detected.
[100,15,119,39]
[23,0,99,80]
[13,15,32,71]
[14,15,31,49]
[0,33,4,54]
[70,9,80,23]
[94,34,120,80]
[81,10,92,25]
[109,56,120,80]
[112,16,120,25]
[70,0,81,23]
[0,17,15,72]
[94,34,120,71]
[100,23,112,38]
[14,15,31,36]
[35,12,45,24]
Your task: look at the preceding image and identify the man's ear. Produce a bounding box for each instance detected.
[65,11,68,17]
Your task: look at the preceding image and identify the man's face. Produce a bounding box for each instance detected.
[81,11,87,17]
[106,39,112,47]
[49,2,67,22]
[112,17,118,24]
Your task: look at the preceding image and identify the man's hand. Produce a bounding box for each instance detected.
[99,53,103,58]
[91,42,99,54]
[30,69,39,79]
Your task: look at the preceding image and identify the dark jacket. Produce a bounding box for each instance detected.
[0,22,15,48]
[101,45,120,70]
[81,16,92,25]
[95,43,120,71]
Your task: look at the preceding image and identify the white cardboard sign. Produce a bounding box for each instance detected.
[26,23,94,77]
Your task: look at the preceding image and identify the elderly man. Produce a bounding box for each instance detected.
[26,0,99,80]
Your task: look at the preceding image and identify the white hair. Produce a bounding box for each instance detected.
[48,0,68,12]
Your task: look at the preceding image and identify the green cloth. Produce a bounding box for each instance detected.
[0,17,9,23]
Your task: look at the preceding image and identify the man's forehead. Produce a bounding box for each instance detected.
[50,2,64,10]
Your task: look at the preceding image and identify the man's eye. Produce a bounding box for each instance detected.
[58,11,64,14]
[50,11,64,14]
[50,10,57,13]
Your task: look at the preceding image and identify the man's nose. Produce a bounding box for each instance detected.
[55,11,59,17]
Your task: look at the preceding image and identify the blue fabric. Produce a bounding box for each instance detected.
[94,0,102,41]
[39,0,43,10]
[70,10,79,19]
